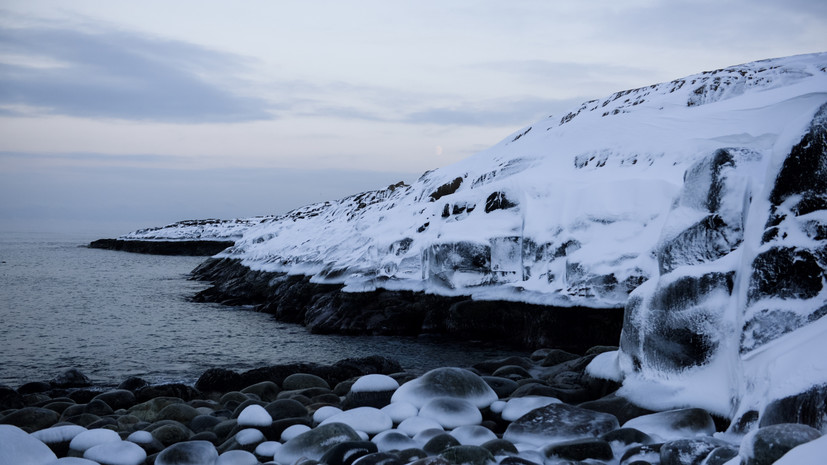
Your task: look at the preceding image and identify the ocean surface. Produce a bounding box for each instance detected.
[0,232,524,388]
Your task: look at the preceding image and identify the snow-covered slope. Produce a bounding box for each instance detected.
[211,53,826,313]
[120,217,272,242]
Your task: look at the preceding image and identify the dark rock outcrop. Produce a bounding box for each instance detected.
[89,239,234,256]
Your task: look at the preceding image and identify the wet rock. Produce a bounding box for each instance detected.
[741,423,822,465]
[472,356,534,374]
[503,403,619,446]
[150,421,194,447]
[128,397,185,423]
[479,438,518,456]
[759,384,827,432]
[481,376,518,398]
[155,440,219,465]
[540,349,581,367]
[92,389,137,411]
[439,445,495,465]
[398,448,428,462]
[702,446,739,465]
[659,437,729,465]
[0,385,24,410]
[351,452,403,465]
[620,443,662,465]
[600,427,653,446]
[498,457,540,465]
[320,440,378,465]
[18,381,52,395]
[241,381,281,403]
[196,368,243,394]
[283,373,330,391]
[579,393,654,424]
[190,414,224,433]
[84,399,114,417]
[118,376,149,392]
[158,403,200,424]
[542,437,614,461]
[424,433,462,454]
[51,369,92,388]
[491,365,532,381]
[0,406,60,432]
[137,384,200,403]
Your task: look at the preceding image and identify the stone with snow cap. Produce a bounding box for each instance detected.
[84,440,147,465]
[503,403,619,446]
[237,404,272,427]
[0,424,57,464]
[622,408,715,441]
[274,422,362,465]
[155,440,219,465]
[391,368,497,409]
[419,397,482,429]
[320,407,393,435]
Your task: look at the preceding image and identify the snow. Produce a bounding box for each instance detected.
[68,428,121,453]
[371,430,419,452]
[217,450,259,465]
[449,425,497,446]
[390,367,498,409]
[772,435,827,465]
[397,416,443,437]
[126,431,153,444]
[0,424,57,464]
[380,401,418,424]
[235,428,265,445]
[350,374,399,392]
[83,440,147,465]
[237,404,272,427]
[319,407,394,435]
[43,459,99,465]
[280,424,311,442]
[585,350,623,381]
[31,425,87,444]
[255,441,281,458]
[313,406,344,423]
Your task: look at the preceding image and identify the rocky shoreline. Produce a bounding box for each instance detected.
[89,239,235,256]
[190,257,625,353]
[2,349,822,465]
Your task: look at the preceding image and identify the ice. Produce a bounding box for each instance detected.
[313,406,344,423]
[380,401,418,424]
[83,440,147,465]
[274,423,362,465]
[397,416,443,437]
[351,374,399,392]
[31,425,87,444]
[216,450,258,465]
[0,424,57,464]
[280,424,311,442]
[500,396,561,422]
[489,400,506,414]
[237,404,272,427]
[43,459,99,465]
[68,428,121,453]
[320,407,394,435]
[449,425,497,446]
[418,397,482,429]
[503,403,619,446]
[390,367,498,409]
[622,408,716,441]
[413,428,447,446]
[371,430,419,452]
[772,434,827,465]
[235,428,265,445]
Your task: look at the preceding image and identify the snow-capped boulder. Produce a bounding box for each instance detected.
[391,368,497,409]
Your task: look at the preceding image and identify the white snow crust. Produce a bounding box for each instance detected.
[350,374,399,392]
[237,404,272,427]
[319,406,394,435]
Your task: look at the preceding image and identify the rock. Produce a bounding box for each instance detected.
[51,369,92,388]
[128,397,185,423]
[283,373,330,391]
[158,403,200,424]
[771,435,827,465]
[619,443,662,465]
[43,401,75,415]
[622,408,715,441]
[265,399,309,421]
[479,438,518,456]
[196,368,244,394]
[31,424,87,456]
[741,423,822,465]
[540,349,582,367]
[491,365,532,380]
[216,449,258,465]
[391,368,497,409]
[398,448,428,462]
[481,377,518,398]
[759,384,827,432]
[320,441,378,465]
[702,446,739,465]
[0,424,57,464]
[280,424,311,442]
[343,375,398,410]
[241,381,281,403]
[18,381,52,395]
[83,399,114,417]
[600,427,653,446]
[127,430,166,455]
[319,406,393,435]
[419,398,482,429]
[503,403,619,446]
[498,457,540,465]
[92,389,137,411]
[118,376,149,392]
[1,406,60,431]
[578,393,655,424]
[349,452,403,465]
[372,430,419,452]
[542,437,614,461]
[659,437,729,465]
[472,356,534,374]
[155,440,219,465]
[500,396,561,422]
[0,385,25,410]
[274,423,361,465]
[423,433,462,454]
[84,440,147,465]
[150,421,194,447]
[439,445,495,465]
[398,417,442,437]
[136,384,200,403]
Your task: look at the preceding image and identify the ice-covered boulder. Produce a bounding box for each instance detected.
[391,368,497,409]
[274,422,362,465]
[419,397,482,429]
[503,403,619,446]
[0,424,57,464]
[155,440,219,465]
[83,440,147,465]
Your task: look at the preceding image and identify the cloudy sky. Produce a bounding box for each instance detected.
[1,0,825,236]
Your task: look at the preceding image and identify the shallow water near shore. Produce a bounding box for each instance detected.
[0,232,524,388]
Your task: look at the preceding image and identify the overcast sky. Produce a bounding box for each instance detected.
[1,0,825,237]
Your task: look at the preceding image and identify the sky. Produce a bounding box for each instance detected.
[1,0,825,237]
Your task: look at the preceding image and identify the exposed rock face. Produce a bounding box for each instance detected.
[89,239,234,256]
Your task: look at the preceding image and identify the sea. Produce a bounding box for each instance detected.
[0,231,524,388]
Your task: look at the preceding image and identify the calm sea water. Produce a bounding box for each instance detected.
[0,232,523,388]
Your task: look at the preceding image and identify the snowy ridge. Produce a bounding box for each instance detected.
[119,217,272,241]
[203,53,827,312]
